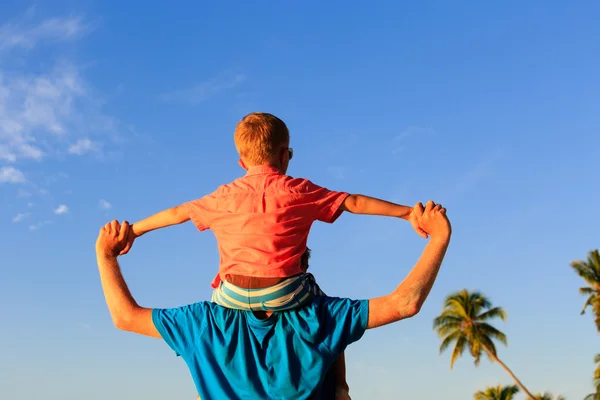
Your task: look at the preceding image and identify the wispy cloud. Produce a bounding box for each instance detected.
[0,12,125,196]
[68,138,100,155]
[0,166,26,183]
[29,220,51,231]
[54,204,68,215]
[12,212,30,222]
[98,199,111,209]
[0,61,93,162]
[392,125,436,154]
[0,15,89,51]
[159,72,245,104]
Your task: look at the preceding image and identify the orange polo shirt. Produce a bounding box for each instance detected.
[184,165,349,288]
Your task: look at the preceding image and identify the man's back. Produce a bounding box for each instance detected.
[153,296,368,400]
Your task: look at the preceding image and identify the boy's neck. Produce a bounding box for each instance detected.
[247,163,285,174]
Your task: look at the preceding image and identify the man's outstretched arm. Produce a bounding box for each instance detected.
[367,201,451,329]
[96,220,160,338]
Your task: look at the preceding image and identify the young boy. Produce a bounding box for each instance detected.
[121,112,427,397]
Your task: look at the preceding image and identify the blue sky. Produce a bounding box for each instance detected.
[1,1,599,399]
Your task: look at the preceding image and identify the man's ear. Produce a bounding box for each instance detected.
[238,158,248,170]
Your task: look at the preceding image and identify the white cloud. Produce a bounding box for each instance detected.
[68,138,99,155]
[0,16,89,51]
[98,199,111,209]
[29,220,51,231]
[0,166,26,183]
[12,212,30,222]
[160,72,245,104]
[54,204,68,214]
[0,13,122,176]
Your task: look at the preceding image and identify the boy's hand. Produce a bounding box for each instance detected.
[417,200,451,240]
[118,225,138,255]
[408,202,428,239]
[96,220,130,258]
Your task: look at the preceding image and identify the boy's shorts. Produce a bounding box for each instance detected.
[211,273,325,311]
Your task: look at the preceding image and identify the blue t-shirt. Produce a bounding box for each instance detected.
[152,296,368,400]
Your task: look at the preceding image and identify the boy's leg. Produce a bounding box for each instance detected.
[212,274,319,311]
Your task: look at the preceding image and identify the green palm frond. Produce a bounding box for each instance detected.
[477,306,507,322]
[439,330,461,354]
[580,287,595,295]
[534,392,567,400]
[471,340,482,366]
[478,323,508,346]
[474,384,519,400]
[433,314,463,327]
[435,323,461,337]
[581,296,594,315]
[450,335,467,369]
[479,334,499,358]
[570,250,600,287]
[593,354,600,384]
[570,262,599,286]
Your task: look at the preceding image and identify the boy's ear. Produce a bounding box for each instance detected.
[238,158,248,170]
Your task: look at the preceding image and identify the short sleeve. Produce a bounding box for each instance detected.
[152,303,208,358]
[318,297,368,356]
[301,180,349,224]
[184,193,218,231]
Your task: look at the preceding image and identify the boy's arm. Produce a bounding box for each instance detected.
[119,204,190,255]
[340,195,427,238]
[131,204,190,237]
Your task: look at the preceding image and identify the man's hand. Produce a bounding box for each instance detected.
[408,202,428,238]
[416,200,451,240]
[118,227,138,256]
[96,220,131,258]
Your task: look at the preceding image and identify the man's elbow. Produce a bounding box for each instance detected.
[112,315,132,331]
[393,292,425,319]
[111,309,138,332]
[404,301,423,318]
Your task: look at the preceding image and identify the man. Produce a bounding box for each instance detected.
[96,201,451,399]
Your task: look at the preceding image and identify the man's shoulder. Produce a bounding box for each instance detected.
[153,301,240,326]
[282,296,368,327]
[310,296,368,317]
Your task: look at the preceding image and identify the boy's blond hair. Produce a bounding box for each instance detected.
[234,112,290,166]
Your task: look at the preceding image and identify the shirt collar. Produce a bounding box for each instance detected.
[245,165,283,176]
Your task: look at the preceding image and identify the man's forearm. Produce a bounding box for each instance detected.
[341,194,412,219]
[96,252,139,328]
[366,235,450,329]
[393,236,450,311]
[132,205,190,236]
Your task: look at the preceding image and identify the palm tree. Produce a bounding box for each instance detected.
[474,384,519,400]
[584,353,600,400]
[433,289,536,400]
[534,393,566,400]
[570,249,600,332]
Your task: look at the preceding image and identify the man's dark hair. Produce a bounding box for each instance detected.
[300,247,311,271]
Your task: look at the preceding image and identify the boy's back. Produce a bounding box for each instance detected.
[185,164,348,287]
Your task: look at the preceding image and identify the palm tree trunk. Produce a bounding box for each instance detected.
[481,344,536,400]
